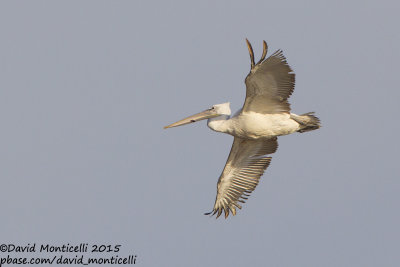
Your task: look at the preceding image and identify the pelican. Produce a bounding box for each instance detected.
[164,39,320,218]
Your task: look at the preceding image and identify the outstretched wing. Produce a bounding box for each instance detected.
[243,41,295,114]
[206,137,278,218]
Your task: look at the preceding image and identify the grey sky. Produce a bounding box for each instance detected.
[1,1,399,266]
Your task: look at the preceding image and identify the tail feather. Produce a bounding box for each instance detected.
[291,112,321,133]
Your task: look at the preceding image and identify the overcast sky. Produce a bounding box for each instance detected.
[1,1,399,266]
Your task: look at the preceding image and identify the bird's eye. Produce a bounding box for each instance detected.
[211,107,215,110]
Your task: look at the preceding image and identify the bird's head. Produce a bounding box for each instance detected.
[211,102,231,116]
[164,102,231,129]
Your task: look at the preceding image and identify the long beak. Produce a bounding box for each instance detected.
[164,109,219,129]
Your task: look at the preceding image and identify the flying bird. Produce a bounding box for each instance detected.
[164,39,320,218]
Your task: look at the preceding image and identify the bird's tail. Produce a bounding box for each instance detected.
[291,112,321,133]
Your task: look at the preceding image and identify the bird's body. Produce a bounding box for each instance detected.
[165,39,320,218]
[208,111,300,139]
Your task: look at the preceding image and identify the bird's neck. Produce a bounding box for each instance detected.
[207,115,231,133]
